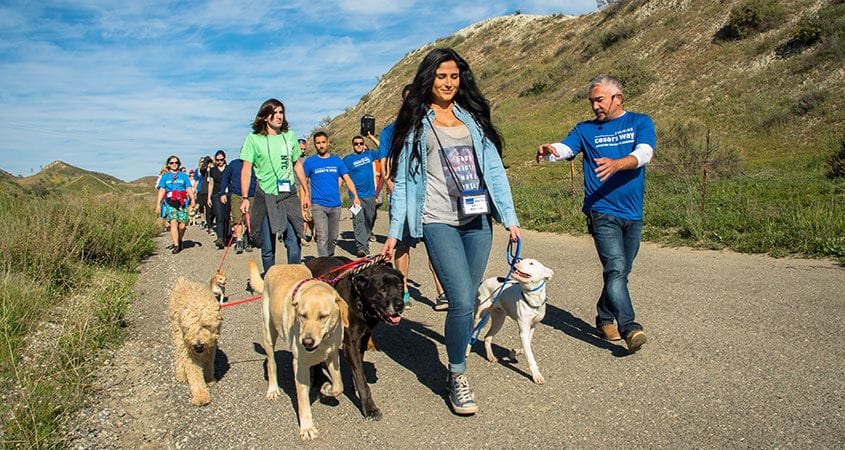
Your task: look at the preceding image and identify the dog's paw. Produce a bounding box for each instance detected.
[532,372,546,385]
[486,353,497,363]
[266,387,282,400]
[320,381,342,398]
[191,391,211,406]
[363,405,383,421]
[299,426,319,440]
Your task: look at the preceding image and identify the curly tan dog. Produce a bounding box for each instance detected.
[168,277,223,406]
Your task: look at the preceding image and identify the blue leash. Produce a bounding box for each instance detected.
[469,237,521,345]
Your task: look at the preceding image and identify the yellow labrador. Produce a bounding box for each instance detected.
[247,260,349,441]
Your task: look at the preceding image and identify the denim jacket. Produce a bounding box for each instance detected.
[388,104,519,239]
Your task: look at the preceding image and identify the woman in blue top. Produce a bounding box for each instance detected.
[381,48,520,415]
[156,155,194,254]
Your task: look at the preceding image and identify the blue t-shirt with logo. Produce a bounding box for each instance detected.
[157,171,192,193]
[303,154,349,208]
[561,111,655,220]
[342,149,385,200]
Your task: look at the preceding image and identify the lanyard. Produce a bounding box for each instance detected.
[425,114,484,192]
[265,133,292,181]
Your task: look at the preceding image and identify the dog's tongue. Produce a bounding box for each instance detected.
[388,315,401,325]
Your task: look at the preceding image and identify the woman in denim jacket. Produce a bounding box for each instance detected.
[381,47,520,415]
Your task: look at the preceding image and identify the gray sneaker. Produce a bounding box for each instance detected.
[433,293,449,311]
[447,372,477,415]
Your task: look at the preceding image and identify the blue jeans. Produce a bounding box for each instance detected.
[423,215,492,374]
[590,211,643,337]
[260,216,301,273]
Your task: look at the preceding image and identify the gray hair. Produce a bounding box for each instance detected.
[589,74,624,96]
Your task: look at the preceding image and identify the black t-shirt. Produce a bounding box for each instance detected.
[209,166,226,195]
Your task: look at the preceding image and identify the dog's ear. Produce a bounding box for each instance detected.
[544,266,555,280]
[335,294,349,328]
[350,274,368,296]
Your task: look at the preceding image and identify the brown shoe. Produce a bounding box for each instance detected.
[625,329,647,352]
[598,323,622,341]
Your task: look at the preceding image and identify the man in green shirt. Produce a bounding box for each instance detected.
[239,99,310,272]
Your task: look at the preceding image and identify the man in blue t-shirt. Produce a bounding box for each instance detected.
[343,135,385,257]
[303,131,361,257]
[537,74,656,353]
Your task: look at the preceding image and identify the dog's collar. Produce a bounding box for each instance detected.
[526,281,545,292]
[520,291,548,307]
[291,278,316,303]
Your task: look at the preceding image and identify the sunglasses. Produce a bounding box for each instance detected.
[168,161,179,165]
[353,142,365,146]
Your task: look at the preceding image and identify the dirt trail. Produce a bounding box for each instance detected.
[67,214,845,448]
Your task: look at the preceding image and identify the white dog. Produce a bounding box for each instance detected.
[470,258,554,384]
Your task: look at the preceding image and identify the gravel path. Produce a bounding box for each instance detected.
[67,213,845,448]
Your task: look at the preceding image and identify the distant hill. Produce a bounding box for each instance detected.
[8,161,153,196]
[323,0,842,169]
[0,167,16,181]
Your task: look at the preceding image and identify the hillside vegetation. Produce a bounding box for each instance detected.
[322,0,845,261]
[6,160,157,196]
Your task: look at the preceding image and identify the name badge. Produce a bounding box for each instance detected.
[277,179,291,193]
[460,189,489,216]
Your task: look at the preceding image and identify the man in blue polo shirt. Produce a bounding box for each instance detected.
[537,74,656,353]
[343,135,384,257]
[304,131,361,257]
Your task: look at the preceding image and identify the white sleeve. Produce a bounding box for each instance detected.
[545,143,575,162]
[630,143,653,168]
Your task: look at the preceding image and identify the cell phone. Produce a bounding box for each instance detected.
[360,114,375,137]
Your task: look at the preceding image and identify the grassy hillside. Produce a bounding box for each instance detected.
[323,0,845,260]
[3,161,156,196]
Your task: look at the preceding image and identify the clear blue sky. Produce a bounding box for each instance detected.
[0,1,595,181]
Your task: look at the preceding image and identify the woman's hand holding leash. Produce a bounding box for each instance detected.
[508,225,521,242]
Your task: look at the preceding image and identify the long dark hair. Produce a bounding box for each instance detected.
[252,98,289,134]
[388,47,503,179]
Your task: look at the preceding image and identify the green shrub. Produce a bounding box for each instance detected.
[610,59,655,98]
[656,120,744,179]
[776,13,822,57]
[827,141,845,179]
[714,0,787,41]
[599,24,635,49]
[792,88,827,116]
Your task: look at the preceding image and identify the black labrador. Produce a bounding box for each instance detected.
[306,256,404,420]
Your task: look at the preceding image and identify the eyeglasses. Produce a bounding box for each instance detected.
[168,161,179,165]
[353,142,365,146]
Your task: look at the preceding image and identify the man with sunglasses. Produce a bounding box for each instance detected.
[343,135,385,257]
[206,150,230,249]
[536,74,655,353]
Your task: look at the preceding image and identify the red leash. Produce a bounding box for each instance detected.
[215,215,244,273]
[220,294,261,308]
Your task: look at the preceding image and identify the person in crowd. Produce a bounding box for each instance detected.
[198,156,214,232]
[207,150,230,249]
[220,157,257,254]
[156,156,194,254]
[536,74,654,353]
[296,137,314,244]
[370,83,449,311]
[303,131,361,257]
[343,135,383,257]
[380,48,520,415]
[238,99,309,273]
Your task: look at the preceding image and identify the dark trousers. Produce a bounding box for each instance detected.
[212,194,231,240]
